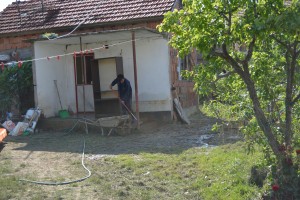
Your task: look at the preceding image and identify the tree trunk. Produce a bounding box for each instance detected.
[242,73,282,158]
[220,47,282,159]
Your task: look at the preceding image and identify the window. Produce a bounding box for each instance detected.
[178,54,192,80]
[75,54,94,84]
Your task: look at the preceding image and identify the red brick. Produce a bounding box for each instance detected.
[0,0,175,36]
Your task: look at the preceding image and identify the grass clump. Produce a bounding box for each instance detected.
[188,143,263,199]
[0,160,27,199]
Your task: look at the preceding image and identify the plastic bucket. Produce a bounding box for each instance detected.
[59,110,69,119]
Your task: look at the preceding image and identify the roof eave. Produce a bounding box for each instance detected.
[27,26,166,44]
[0,16,164,38]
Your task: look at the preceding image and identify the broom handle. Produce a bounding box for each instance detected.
[54,80,63,110]
[111,89,137,121]
[119,99,137,121]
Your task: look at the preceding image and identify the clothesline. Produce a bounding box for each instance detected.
[0,35,162,70]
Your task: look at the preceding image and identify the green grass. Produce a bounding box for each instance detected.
[87,142,264,200]
[187,144,263,200]
[0,159,28,200]
[0,142,264,200]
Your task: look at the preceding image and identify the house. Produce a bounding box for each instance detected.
[0,0,198,122]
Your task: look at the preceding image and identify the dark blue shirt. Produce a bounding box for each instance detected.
[111,78,132,101]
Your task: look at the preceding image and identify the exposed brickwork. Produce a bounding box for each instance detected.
[173,80,197,108]
[0,34,37,51]
[0,0,176,35]
[169,47,178,83]
[0,0,178,51]
[0,0,179,52]
[0,20,163,52]
[169,47,198,108]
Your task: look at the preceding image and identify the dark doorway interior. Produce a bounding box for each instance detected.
[95,57,124,117]
[74,56,124,116]
[74,53,96,113]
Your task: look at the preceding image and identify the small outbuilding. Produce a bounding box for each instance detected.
[0,0,198,121]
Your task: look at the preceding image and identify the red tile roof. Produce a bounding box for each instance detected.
[0,0,176,35]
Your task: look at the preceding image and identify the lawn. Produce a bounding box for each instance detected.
[0,138,264,200]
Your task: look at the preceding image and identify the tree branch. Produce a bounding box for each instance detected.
[243,36,256,64]
[289,41,299,106]
[216,71,235,81]
[291,93,300,106]
[221,43,245,75]
[270,34,290,50]
[296,40,300,55]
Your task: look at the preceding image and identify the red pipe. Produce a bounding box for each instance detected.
[74,54,78,114]
[131,31,140,128]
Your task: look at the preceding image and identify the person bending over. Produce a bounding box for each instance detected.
[110,74,132,114]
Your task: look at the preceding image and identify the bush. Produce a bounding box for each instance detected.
[0,60,34,119]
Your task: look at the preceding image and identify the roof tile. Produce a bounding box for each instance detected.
[0,0,175,35]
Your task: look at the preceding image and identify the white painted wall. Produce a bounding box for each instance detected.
[90,34,172,112]
[98,58,117,91]
[34,30,172,117]
[34,43,74,117]
[135,37,171,112]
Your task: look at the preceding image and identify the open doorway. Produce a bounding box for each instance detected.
[74,53,96,113]
[94,57,124,116]
[74,55,124,116]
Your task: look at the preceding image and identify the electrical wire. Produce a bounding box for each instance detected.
[1,35,162,67]
[48,1,102,40]
[19,136,91,185]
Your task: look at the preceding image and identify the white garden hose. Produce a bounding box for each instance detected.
[20,136,91,185]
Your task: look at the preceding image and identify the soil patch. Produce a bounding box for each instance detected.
[3,112,243,155]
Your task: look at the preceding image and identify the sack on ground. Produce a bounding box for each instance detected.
[10,122,29,136]
[2,120,15,132]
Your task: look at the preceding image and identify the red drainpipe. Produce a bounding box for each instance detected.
[132,31,140,128]
[74,54,78,114]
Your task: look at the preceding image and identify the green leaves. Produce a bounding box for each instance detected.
[160,0,300,197]
[0,60,33,115]
[160,0,299,174]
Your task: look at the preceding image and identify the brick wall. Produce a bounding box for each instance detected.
[169,47,198,109]
[0,21,162,52]
[0,34,38,52]
[173,80,198,108]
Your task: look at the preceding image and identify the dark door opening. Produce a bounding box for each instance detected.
[74,53,95,113]
[74,55,124,116]
[94,57,124,117]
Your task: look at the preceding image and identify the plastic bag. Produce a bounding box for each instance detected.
[9,122,28,136]
[2,120,15,132]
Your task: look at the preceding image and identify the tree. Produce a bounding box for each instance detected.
[159,0,300,198]
[0,61,34,118]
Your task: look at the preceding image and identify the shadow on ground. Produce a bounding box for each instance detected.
[3,112,243,155]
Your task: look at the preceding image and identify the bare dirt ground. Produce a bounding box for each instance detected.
[3,112,241,155]
[1,111,242,199]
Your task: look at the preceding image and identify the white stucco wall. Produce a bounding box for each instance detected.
[98,58,117,91]
[34,30,172,117]
[90,34,172,112]
[34,43,74,117]
[134,37,171,112]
